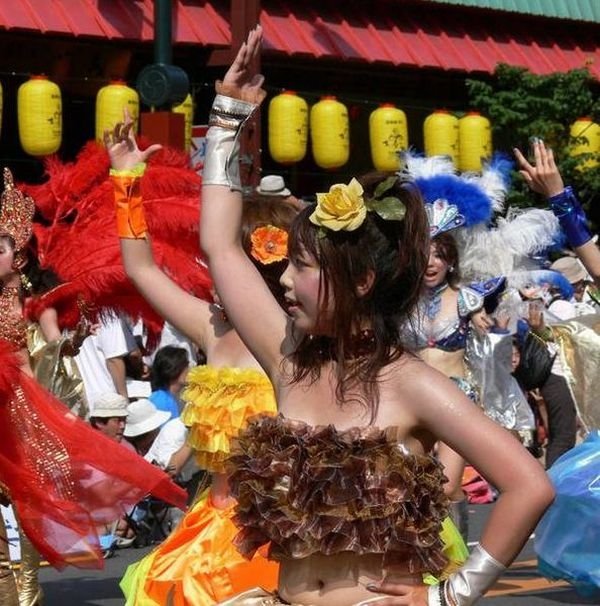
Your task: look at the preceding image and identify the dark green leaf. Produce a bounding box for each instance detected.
[371,197,406,221]
[373,176,398,200]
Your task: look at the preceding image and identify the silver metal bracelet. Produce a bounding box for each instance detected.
[445,543,506,606]
[203,94,259,191]
[427,582,445,606]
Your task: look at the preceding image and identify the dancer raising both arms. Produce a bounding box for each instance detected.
[192,26,552,606]
[102,26,553,606]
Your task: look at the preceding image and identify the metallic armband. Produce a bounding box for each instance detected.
[110,162,148,239]
[203,94,258,192]
[549,186,593,248]
[443,543,506,605]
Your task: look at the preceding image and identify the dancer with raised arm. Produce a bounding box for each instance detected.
[103,112,299,603]
[195,26,553,606]
[515,139,600,287]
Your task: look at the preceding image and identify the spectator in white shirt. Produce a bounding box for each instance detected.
[75,314,139,414]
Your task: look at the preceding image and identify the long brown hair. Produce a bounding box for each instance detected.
[287,172,430,422]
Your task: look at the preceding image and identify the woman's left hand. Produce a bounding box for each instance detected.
[356,582,429,606]
[471,309,494,334]
[217,25,267,105]
[103,108,162,172]
[513,140,564,198]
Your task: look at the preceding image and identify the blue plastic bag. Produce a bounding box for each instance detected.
[535,431,600,597]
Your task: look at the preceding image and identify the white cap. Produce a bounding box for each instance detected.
[123,399,170,437]
[92,393,129,418]
[256,175,291,197]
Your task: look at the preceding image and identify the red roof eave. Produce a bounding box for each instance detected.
[0,0,598,79]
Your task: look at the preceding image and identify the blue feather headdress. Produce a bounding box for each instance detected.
[399,151,513,233]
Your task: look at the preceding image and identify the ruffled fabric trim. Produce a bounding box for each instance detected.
[120,489,279,605]
[181,367,276,473]
[228,415,449,575]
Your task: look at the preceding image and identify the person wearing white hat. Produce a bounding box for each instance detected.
[255,175,306,212]
[89,392,129,443]
[124,399,170,457]
[255,174,291,197]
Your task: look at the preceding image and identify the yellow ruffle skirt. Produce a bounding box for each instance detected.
[180,366,277,474]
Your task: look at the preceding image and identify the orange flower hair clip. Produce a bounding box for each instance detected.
[250,225,288,265]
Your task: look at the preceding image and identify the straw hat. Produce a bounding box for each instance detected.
[92,392,129,418]
[550,256,589,284]
[123,399,170,437]
[255,175,291,197]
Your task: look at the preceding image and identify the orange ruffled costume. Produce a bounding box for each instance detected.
[120,366,279,605]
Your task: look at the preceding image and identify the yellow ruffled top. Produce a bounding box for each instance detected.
[180,366,276,473]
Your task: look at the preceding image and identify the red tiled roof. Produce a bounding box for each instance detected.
[0,1,598,78]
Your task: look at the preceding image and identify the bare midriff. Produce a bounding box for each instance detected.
[278,552,422,605]
[418,347,465,380]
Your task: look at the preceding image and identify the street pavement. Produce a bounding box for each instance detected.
[39,503,597,606]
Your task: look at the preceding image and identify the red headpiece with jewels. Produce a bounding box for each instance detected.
[0,168,35,251]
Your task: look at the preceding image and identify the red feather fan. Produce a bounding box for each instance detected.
[23,141,212,349]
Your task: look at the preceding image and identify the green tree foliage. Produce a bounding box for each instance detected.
[466,65,600,227]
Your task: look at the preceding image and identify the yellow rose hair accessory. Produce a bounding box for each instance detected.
[250,225,288,264]
[309,176,406,233]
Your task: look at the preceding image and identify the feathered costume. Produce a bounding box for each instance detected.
[23,140,212,346]
[401,151,561,434]
[18,139,286,603]
[0,168,188,571]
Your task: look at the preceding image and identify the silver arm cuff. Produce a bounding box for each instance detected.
[446,543,506,606]
[427,584,444,606]
[203,95,258,192]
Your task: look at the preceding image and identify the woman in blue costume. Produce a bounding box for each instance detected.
[173,27,553,606]
[515,139,600,597]
[405,190,504,544]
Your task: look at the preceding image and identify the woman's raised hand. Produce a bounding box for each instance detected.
[513,139,565,198]
[216,25,267,105]
[103,108,162,172]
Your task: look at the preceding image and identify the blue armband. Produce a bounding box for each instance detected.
[548,186,593,248]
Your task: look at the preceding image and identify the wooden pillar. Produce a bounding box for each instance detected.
[208,0,262,189]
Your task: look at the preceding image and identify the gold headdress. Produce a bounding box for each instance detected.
[0,168,35,251]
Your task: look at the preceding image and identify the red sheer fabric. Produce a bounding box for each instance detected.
[0,341,187,569]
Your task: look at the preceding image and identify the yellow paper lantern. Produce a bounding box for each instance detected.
[172,93,194,152]
[96,80,139,142]
[310,96,349,169]
[369,103,408,171]
[268,90,308,164]
[570,117,600,170]
[458,111,492,172]
[18,75,62,156]
[423,109,459,165]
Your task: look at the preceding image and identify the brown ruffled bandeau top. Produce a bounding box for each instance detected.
[227,414,450,575]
